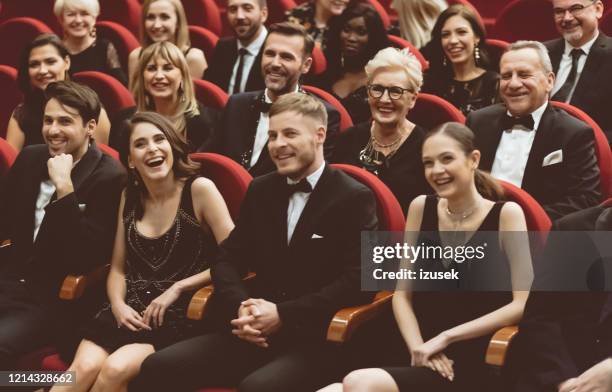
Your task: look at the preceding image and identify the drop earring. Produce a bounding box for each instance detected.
[474,46,481,64]
[443,56,448,67]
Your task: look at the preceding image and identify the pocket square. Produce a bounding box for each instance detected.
[311,234,323,239]
[542,150,563,167]
[78,203,87,212]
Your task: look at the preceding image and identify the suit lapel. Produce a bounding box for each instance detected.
[549,39,564,74]
[24,152,52,242]
[269,174,289,250]
[573,33,607,101]
[479,107,506,171]
[522,104,555,188]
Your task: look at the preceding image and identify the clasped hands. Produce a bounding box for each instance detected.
[230,298,282,348]
[111,284,182,331]
[411,332,455,382]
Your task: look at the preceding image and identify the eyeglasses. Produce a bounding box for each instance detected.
[553,0,597,19]
[367,84,413,100]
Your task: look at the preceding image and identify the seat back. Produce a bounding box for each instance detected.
[0,137,17,177]
[188,25,219,62]
[491,0,557,42]
[367,0,390,28]
[190,152,252,221]
[551,101,612,199]
[602,9,612,36]
[267,0,298,24]
[0,65,21,139]
[98,0,142,37]
[97,142,120,160]
[0,1,60,33]
[408,93,466,130]
[0,17,53,68]
[387,35,429,71]
[182,0,223,36]
[309,45,327,76]
[193,79,229,110]
[302,85,354,132]
[72,71,135,119]
[485,38,509,72]
[96,21,139,74]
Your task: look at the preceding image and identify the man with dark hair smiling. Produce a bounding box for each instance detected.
[0,81,125,369]
[134,93,376,392]
[205,22,340,177]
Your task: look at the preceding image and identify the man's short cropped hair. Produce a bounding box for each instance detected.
[269,92,327,125]
[266,22,314,58]
[45,80,102,124]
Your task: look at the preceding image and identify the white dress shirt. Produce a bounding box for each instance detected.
[287,162,324,243]
[551,31,599,99]
[250,85,300,167]
[33,179,56,241]
[228,27,267,94]
[491,101,548,187]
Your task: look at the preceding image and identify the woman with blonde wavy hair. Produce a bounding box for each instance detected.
[390,0,447,49]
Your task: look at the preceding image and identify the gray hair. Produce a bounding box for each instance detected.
[365,47,423,93]
[505,40,553,74]
[54,0,100,18]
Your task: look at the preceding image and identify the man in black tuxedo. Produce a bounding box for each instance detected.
[546,0,612,144]
[466,40,600,221]
[510,205,612,392]
[133,93,377,392]
[0,81,126,369]
[204,22,340,177]
[204,0,267,93]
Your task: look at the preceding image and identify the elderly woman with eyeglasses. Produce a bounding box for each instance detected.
[332,47,430,212]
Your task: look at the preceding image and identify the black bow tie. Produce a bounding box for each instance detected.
[502,114,535,131]
[258,100,272,113]
[286,179,312,196]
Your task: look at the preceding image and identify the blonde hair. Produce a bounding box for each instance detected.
[365,47,423,93]
[54,0,100,18]
[269,92,327,125]
[391,0,446,48]
[141,0,191,51]
[132,41,199,134]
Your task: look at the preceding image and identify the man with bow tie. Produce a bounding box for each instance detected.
[133,93,377,391]
[466,40,600,220]
[203,22,340,177]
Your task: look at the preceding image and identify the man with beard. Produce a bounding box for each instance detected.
[546,0,612,144]
[204,0,268,93]
[204,22,340,177]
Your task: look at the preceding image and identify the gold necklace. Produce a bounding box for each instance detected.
[372,133,403,149]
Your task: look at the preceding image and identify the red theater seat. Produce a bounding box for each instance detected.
[0,65,21,139]
[96,21,139,74]
[408,93,466,130]
[309,45,327,76]
[485,38,509,71]
[602,9,612,36]
[0,1,60,33]
[0,136,17,177]
[188,25,220,62]
[193,79,229,110]
[367,0,390,28]
[268,0,298,24]
[182,0,223,37]
[302,85,354,132]
[387,34,429,71]
[98,0,142,37]
[491,0,557,42]
[72,71,135,119]
[0,17,53,68]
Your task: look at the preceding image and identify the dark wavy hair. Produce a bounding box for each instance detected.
[324,1,390,79]
[122,111,200,219]
[424,122,503,201]
[428,4,490,80]
[17,34,70,96]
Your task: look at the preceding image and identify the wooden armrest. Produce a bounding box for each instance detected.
[0,239,11,248]
[59,264,110,300]
[485,325,519,367]
[326,291,393,344]
[186,272,256,321]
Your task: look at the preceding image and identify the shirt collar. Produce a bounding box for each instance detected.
[287,161,325,190]
[238,26,268,54]
[505,101,548,130]
[264,84,300,103]
[564,30,599,56]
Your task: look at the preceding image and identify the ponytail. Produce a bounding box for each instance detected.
[474,169,504,201]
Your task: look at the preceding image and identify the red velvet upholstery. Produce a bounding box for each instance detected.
[96,21,139,73]
[491,0,557,42]
[0,17,53,68]
[302,85,354,132]
[268,0,298,24]
[309,45,327,76]
[98,0,142,37]
[0,65,21,139]
[16,346,57,371]
[386,35,429,71]
[602,197,612,208]
[72,71,135,119]
[367,0,390,28]
[0,1,60,33]
[485,38,509,71]
[41,353,67,371]
[602,9,612,36]
[188,25,220,62]
[408,93,466,130]
[182,0,223,36]
[331,164,405,230]
[551,101,612,199]
[98,143,120,160]
[0,136,17,177]
[189,152,252,221]
[193,79,229,110]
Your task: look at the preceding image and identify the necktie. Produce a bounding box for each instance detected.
[502,113,535,131]
[232,48,248,95]
[552,48,584,103]
[286,179,312,196]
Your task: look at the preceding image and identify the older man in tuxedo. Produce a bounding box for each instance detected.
[0,81,125,369]
[466,40,600,221]
[204,22,340,177]
[133,93,377,392]
[204,0,267,93]
[546,0,612,144]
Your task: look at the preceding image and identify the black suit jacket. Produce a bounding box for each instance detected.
[467,103,601,220]
[203,90,341,177]
[0,143,126,304]
[545,32,612,143]
[210,165,377,342]
[203,36,265,93]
